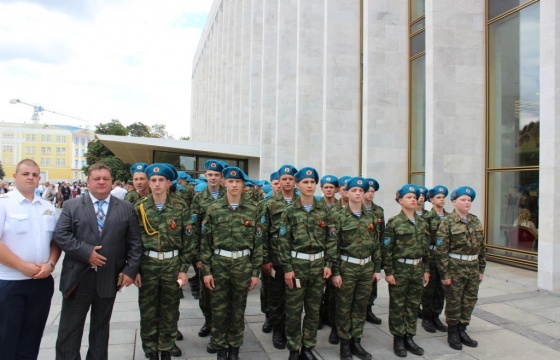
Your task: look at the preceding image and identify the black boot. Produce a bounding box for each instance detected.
[176,330,183,341]
[422,315,436,333]
[199,320,211,337]
[366,307,382,325]
[207,340,219,354]
[147,353,158,360]
[458,324,478,347]
[393,335,407,357]
[262,312,272,333]
[328,326,339,345]
[170,343,181,357]
[339,339,353,360]
[299,347,317,360]
[403,334,424,356]
[350,338,372,360]
[216,348,228,360]
[228,346,239,360]
[447,324,462,350]
[160,351,171,360]
[288,350,299,360]
[432,315,448,332]
[272,324,286,349]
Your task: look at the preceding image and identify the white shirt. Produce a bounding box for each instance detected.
[110,186,127,200]
[89,193,111,215]
[0,188,58,280]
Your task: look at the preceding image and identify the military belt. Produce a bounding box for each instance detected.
[429,245,437,251]
[449,253,478,261]
[143,250,179,260]
[215,249,251,259]
[291,250,324,261]
[397,258,422,266]
[340,255,371,265]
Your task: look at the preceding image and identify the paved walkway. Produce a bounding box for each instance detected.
[39,261,560,359]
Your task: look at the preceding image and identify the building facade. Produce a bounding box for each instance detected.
[190,0,559,290]
[0,122,94,182]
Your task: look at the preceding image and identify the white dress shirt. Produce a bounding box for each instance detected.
[110,186,127,200]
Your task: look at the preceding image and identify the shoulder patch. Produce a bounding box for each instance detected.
[190,213,197,223]
[383,237,391,246]
[436,237,443,246]
[260,215,266,224]
[279,225,287,236]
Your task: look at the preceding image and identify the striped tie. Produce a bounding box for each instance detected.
[96,200,106,233]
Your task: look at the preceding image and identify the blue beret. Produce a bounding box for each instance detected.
[294,167,319,183]
[339,176,352,188]
[222,166,249,181]
[262,184,272,193]
[395,184,420,203]
[365,178,379,191]
[270,171,280,181]
[177,171,193,182]
[204,159,225,172]
[450,186,476,202]
[145,163,177,181]
[417,186,429,199]
[130,162,148,175]
[346,177,369,192]
[278,165,298,177]
[427,185,448,202]
[321,175,339,187]
[195,182,207,192]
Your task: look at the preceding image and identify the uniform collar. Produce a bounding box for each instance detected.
[11,187,41,204]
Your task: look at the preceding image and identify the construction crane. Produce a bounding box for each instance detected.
[9,98,88,127]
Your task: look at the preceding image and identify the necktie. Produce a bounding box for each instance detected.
[97,200,106,233]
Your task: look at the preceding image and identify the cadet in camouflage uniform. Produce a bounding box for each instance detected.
[201,167,262,360]
[124,162,150,204]
[261,165,299,350]
[331,176,351,212]
[421,185,449,333]
[177,171,196,206]
[382,184,430,358]
[133,163,194,360]
[189,160,227,353]
[436,186,486,351]
[362,178,384,326]
[278,167,337,360]
[332,177,381,360]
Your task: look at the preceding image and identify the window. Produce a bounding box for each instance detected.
[25,147,36,154]
[3,133,14,139]
[75,160,79,168]
[41,147,51,155]
[2,145,13,153]
[25,134,36,141]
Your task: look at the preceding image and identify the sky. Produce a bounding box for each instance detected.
[0,0,213,138]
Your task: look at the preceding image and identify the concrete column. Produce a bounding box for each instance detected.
[249,0,264,146]
[539,0,560,291]
[239,0,252,144]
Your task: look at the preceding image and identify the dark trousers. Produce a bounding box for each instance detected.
[0,276,54,360]
[56,270,116,360]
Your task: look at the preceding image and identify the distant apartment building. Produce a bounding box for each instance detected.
[0,122,94,182]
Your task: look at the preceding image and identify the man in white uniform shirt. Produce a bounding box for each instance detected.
[110,180,128,199]
[0,158,61,360]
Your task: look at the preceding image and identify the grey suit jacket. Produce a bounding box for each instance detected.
[54,194,142,298]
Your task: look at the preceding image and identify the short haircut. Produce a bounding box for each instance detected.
[15,158,40,173]
[87,163,113,176]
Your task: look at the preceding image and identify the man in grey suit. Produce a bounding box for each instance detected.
[54,163,142,360]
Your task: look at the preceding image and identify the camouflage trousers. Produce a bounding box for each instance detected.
[421,258,445,316]
[322,280,336,325]
[335,261,374,340]
[388,261,424,336]
[209,255,252,349]
[138,256,181,353]
[285,258,324,351]
[199,268,212,323]
[368,278,378,307]
[443,259,480,325]
[260,273,271,314]
[268,264,286,328]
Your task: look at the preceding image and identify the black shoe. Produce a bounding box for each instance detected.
[192,291,200,299]
[458,324,478,347]
[199,321,211,337]
[328,327,339,345]
[147,353,158,360]
[448,324,462,350]
[288,350,299,360]
[366,308,382,325]
[299,347,317,360]
[160,351,171,360]
[176,330,183,341]
[170,344,181,357]
[404,334,424,356]
[272,325,286,349]
[393,336,407,357]
[422,317,436,333]
[432,315,448,332]
[216,348,228,360]
[262,313,272,333]
[350,338,372,360]
[228,346,239,360]
[339,339,353,360]
[207,341,219,354]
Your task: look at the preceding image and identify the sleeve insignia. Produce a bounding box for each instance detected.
[185,224,193,236]
[260,215,266,224]
[436,237,443,246]
[383,237,391,246]
[329,226,337,238]
[279,225,287,236]
[201,222,206,234]
[256,226,262,238]
[190,213,197,223]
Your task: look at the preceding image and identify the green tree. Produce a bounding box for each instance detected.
[96,119,129,136]
[127,122,152,137]
[180,136,190,140]
[150,123,170,139]
[0,160,5,179]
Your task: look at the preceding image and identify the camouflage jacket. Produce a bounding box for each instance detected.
[364,202,385,244]
[188,186,227,262]
[277,197,337,273]
[200,195,262,278]
[124,190,142,205]
[424,207,449,245]
[133,194,194,273]
[332,205,381,276]
[260,191,299,265]
[435,210,486,279]
[177,185,195,207]
[381,211,431,276]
